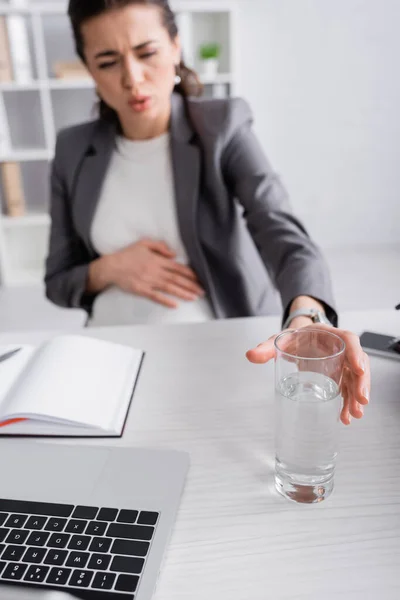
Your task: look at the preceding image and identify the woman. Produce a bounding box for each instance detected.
[46,0,370,423]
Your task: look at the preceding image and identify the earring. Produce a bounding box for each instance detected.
[174,66,182,85]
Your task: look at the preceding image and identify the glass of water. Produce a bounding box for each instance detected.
[274,328,346,503]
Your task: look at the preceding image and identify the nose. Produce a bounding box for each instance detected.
[121,55,145,90]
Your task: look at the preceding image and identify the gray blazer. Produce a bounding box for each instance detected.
[45,93,337,324]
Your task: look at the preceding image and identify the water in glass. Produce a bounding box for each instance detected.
[275,370,342,503]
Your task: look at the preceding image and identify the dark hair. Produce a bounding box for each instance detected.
[68,0,203,125]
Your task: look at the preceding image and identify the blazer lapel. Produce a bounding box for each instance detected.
[170,94,208,286]
[72,120,115,253]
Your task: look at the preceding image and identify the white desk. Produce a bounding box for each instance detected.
[0,310,399,600]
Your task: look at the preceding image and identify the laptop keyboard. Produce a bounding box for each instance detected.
[0,498,160,599]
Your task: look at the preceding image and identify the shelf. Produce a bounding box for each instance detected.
[1,214,50,228]
[0,79,94,92]
[0,150,52,162]
[0,3,65,15]
[200,73,234,85]
[49,79,94,90]
[0,81,40,92]
[0,76,230,91]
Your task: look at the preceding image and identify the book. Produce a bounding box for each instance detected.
[0,94,11,155]
[0,334,144,437]
[0,162,26,216]
[6,14,33,83]
[53,60,90,80]
[0,16,12,82]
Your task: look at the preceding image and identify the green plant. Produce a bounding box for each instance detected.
[199,43,220,60]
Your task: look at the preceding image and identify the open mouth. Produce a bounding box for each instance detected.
[128,96,151,112]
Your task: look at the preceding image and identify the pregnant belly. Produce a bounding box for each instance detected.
[89,287,214,328]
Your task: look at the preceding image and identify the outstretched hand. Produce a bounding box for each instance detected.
[246,323,370,425]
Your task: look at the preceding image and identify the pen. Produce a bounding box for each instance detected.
[0,348,22,365]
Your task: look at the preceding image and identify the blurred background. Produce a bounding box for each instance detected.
[0,0,399,331]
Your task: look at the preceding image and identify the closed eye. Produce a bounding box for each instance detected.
[139,51,157,59]
[98,61,118,69]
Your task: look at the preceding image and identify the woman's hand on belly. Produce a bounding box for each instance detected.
[104,238,205,308]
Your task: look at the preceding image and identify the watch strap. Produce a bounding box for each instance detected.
[283,308,330,330]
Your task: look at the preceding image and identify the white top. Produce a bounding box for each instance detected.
[90,133,214,327]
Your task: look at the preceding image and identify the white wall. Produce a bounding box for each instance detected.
[236,0,400,248]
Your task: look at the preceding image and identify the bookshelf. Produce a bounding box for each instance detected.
[0,0,238,287]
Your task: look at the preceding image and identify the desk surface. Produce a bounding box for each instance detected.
[0,310,399,600]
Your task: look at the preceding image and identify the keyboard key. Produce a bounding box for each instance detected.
[117,509,138,524]
[68,535,90,551]
[72,506,98,520]
[5,514,28,529]
[0,514,7,526]
[115,573,139,593]
[92,571,116,590]
[107,522,155,541]
[110,555,145,574]
[47,533,70,548]
[22,547,47,563]
[98,507,118,521]
[24,565,49,583]
[0,544,4,557]
[25,516,47,530]
[0,499,73,518]
[0,528,8,543]
[44,549,68,566]
[5,528,29,544]
[69,568,93,588]
[3,545,25,561]
[138,511,159,526]
[89,536,112,553]
[85,520,107,536]
[0,562,5,575]
[88,552,111,570]
[45,518,67,532]
[111,538,150,557]
[2,562,28,580]
[26,531,49,547]
[46,567,71,585]
[66,551,89,568]
[65,519,87,534]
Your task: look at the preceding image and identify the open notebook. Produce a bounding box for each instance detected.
[0,334,144,437]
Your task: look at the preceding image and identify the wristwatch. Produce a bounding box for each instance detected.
[283,308,331,330]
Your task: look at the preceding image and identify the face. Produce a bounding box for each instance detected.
[81,4,181,130]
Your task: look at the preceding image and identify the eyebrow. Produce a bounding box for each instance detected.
[94,40,156,59]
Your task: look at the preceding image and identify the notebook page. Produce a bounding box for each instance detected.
[110,352,144,433]
[0,346,35,416]
[3,335,140,430]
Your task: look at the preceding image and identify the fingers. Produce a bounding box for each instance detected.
[164,260,202,283]
[145,289,178,309]
[335,328,366,375]
[161,281,200,302]
[355,351,371,405]
[246,335,277,364]
[348,351,370,419]
[143,239,176,258]
[342,368,363,420]
[162,272,204,298]
[340,380,351,426]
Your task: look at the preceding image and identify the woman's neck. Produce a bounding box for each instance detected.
[119,102,171,141]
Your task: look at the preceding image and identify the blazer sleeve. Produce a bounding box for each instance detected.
[221,98,338,326]
[44,134,94,313]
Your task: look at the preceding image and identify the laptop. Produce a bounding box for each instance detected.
[0,441,189,599]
